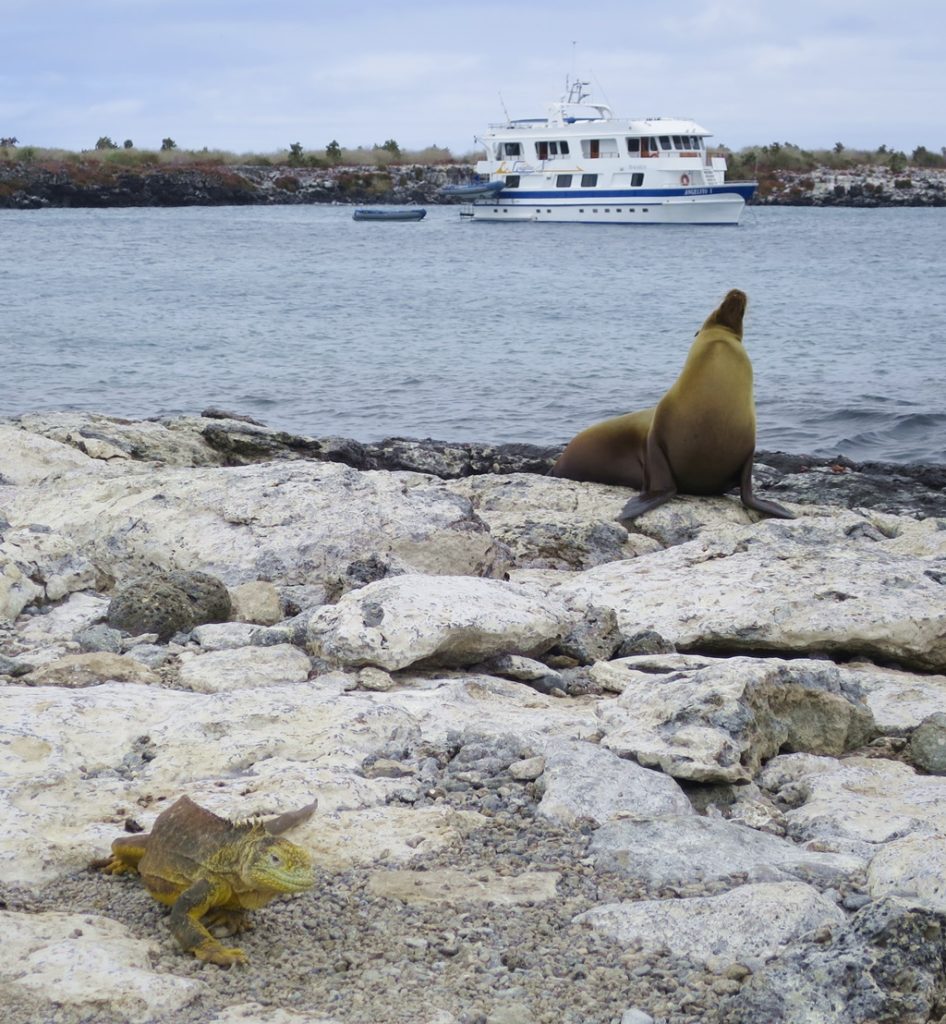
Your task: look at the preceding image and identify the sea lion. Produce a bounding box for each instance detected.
[550,289,794,523]
[549,407,654,487]
[619,288,794,522]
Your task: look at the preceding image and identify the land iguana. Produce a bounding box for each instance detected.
[97,794,317,965]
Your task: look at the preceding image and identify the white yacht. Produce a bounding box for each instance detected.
[451,79,755,224]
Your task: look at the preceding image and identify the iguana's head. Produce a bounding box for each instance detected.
[241,831,314,895]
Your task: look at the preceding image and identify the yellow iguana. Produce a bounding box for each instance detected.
[98,794,316,965]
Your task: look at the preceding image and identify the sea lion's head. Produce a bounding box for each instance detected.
[702,289,747,336]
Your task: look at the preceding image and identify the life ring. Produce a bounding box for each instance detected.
[680,173,690,186]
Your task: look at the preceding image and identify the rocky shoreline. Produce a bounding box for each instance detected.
[2,410,946,1024]
[2,161,945,209]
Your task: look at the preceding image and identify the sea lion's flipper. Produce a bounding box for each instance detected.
[618,432,677,522]
[738,455,795,519]
[618,489,675,523]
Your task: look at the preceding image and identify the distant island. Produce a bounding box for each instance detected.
[1,138,944,209]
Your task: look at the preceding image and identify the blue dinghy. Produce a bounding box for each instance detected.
[352,208,427,221]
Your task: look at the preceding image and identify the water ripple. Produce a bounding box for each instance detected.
[1,205,944,464]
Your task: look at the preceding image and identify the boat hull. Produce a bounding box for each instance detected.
[465,185,753,225]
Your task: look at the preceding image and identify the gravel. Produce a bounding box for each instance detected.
[0,746,752,1024]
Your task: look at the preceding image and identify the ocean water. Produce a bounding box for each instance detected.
[2,203,944,464]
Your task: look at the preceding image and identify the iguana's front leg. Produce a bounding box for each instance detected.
[94,835,150,875]
[169,878,246,965]
[204,907,254,937]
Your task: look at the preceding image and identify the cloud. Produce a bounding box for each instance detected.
[4,0,945,153]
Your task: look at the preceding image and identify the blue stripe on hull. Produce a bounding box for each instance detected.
[476,183,757,202]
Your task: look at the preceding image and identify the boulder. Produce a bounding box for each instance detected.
[536,738,693,826]
[1,461,509,598]
[867,835,946,912]
[306,575,569,671]
[595,655,874,783]
[725,897,946,1024]
[22,652,161,688]
[760,754,946,852]
[0,910,205,1022]
[574,881,844,963]
[556,515,946,672]
[176,644,311,693]
[591,815,865,888]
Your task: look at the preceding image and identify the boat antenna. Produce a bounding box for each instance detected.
[591,73,613,111]
[498,91,511,123]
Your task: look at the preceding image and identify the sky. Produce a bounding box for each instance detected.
[2,0,943,157]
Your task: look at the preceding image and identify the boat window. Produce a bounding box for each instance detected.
[659,136,672,150]
[626,137,640,154]
[503,142,521,157]
[504,175,520,188]
[582,138,617,158]
[581,173,597,187]
[560,141,569,155]
[556,174,573,188]
[631,173,644,186]
[650,138,660,152]
[536,141,548,160]
[672,136,683,149]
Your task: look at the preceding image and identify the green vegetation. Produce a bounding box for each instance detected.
[1,136,943,176]
[718,141,946,180]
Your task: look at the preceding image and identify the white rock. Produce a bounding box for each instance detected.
[309,806,487,870]
[2,460,506,593]
[508,755,545,781]
[0,555,42,622]
[23,652,161,688]
[0,423,95,484]
[0,910,205,1023]
[846,663,946,734]
[536,738,693,826]
[192,621,266,650]
[230,579,283,624]
[14,591,108,643]
[556,516,946,672]
[867,835,946,912]
[307,575,569,671]
[176,644,311,692]
[591,815,865,887]
[448,472,663,570]
[595,655,872,783]
[761,753,946,850]
[12,411,223,468]
[0,671,598,886]
[357,666,396,691]
[574,881,845,963]
[2,527,98,605]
